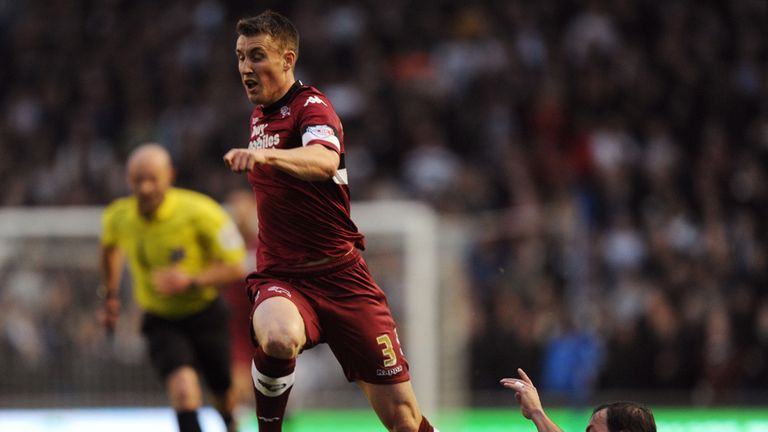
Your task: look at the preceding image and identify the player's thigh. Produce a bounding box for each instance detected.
[320,270,409,383]
[249,281,321,355]
[253,297,305,344]
[357,380,422,430]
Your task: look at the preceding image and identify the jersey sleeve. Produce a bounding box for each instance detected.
[297,92,343,154]
[100,201,121,247]
[194,197,247,265]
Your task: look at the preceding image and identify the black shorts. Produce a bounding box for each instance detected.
[141,297,232,394]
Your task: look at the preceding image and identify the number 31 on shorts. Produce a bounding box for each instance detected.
[376,331,401,367]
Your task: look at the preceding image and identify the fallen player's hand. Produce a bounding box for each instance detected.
[500,368,545,420]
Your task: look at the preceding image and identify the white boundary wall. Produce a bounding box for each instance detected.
[351,201,438,413]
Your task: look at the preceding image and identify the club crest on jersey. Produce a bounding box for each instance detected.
[280,106,291,118]
[304,95,327,107]
[306,125,335,139]
[169,248,185,263]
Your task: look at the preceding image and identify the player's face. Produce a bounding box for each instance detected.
[236,34,294,106]
[585,409,609,432]
[127,158,172,217]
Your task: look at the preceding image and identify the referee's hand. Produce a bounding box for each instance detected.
[99,296,120,332]
[153,267,195,295]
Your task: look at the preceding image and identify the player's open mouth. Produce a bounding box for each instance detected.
[244,79,258,91]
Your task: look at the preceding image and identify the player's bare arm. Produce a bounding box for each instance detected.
[223,144,339,181]
[99,244,123,329]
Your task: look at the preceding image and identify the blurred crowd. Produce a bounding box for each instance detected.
[1,0,768,405]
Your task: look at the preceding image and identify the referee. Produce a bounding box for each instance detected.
[99,143,246,432]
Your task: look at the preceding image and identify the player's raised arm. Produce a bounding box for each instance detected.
[500,368,563,432]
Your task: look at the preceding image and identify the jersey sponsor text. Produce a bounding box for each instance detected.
[376,365,404,377]
[249,123,280,150]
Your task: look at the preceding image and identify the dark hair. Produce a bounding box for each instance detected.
[592,401,656,432]
[236,10,299,57]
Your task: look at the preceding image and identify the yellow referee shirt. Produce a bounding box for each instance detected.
[101,188,246,318]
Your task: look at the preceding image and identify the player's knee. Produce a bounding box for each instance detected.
[259,331,303,359]
[254,313,305,359]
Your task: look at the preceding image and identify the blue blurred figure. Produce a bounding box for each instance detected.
[540,314,604,405]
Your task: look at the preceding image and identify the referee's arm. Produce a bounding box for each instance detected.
[99,244,123,330]
[189,260,246,289]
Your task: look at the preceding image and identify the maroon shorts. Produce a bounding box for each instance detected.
[246,250,410,384]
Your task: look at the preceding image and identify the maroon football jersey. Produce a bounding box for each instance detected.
[246,81,365,272]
